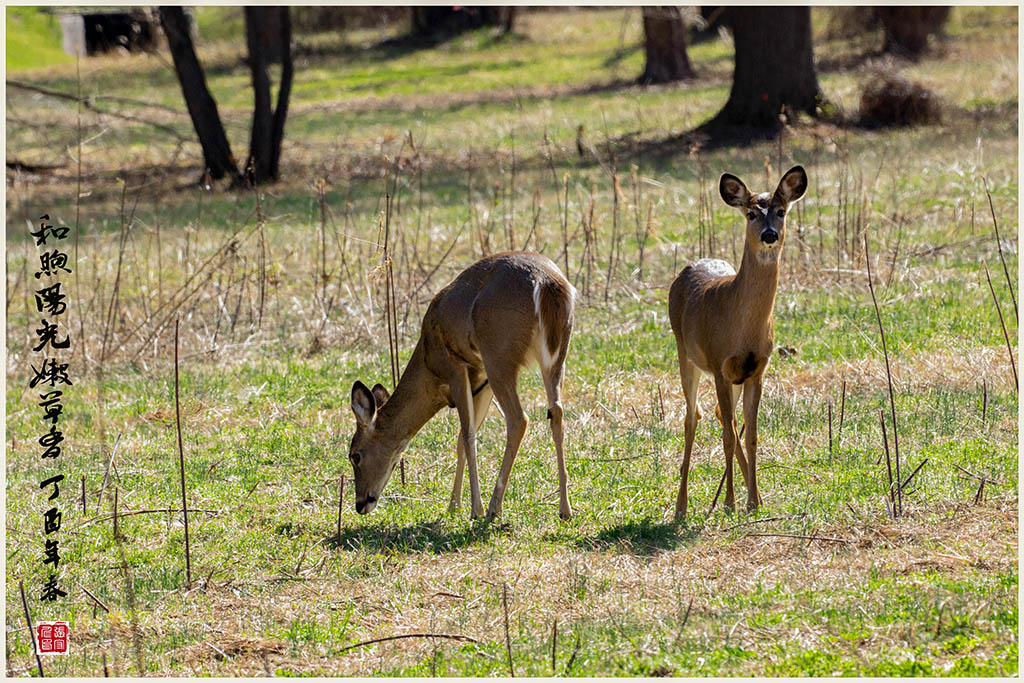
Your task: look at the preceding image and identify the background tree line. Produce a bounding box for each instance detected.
[161,6,951,188]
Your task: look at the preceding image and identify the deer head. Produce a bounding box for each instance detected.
[348,380,396,515]
[720,165,808,264]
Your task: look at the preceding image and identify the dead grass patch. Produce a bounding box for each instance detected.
[859,71,943,127]
[777,344,1017,395]
[122,498,1017,676]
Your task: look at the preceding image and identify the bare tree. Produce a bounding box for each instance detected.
[158,6,240,182]
[639,7,695,85]
[705,6,820,131]
[410,7,515,39]
[159,6,294,187]
[875,6,950,59]
[243,6,293,184]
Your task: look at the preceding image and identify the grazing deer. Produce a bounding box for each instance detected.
[348,252,575,520]
[669,165,807,518]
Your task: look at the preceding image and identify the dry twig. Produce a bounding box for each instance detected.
[330,633,480,656]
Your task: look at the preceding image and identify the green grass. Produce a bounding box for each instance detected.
[6,7,72,71]
[5,6,1018,677]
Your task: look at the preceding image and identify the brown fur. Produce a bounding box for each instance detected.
[349,251,575,520]
[669,166,807,518]
[538,276,574,367]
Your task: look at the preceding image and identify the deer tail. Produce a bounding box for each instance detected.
[533,274,575,372]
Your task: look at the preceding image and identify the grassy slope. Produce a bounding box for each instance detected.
[5,7,1019,677]
[6,7,72,71]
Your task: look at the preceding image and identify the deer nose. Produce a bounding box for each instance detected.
[355,495,377,515]
[761,229,779,244]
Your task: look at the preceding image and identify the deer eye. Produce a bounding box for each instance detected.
[349,452,361,466]
[746,211,757,221]
[776,208,786,218]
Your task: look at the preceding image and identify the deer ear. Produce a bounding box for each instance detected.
[775,165,808,205]
[351,381,376,425]
[720,173,751,208]
[370,383,390,408]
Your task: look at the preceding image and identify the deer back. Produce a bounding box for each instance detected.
[424,252,574,379]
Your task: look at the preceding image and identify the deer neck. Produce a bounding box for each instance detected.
[732,240,781,328]
[375,340,446,455]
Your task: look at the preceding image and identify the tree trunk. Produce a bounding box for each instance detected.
[707,6,820,130]
[158,6,239,182]
[875,6,950,59]
[243,7,292,185]
[640,7,695,84]
[691,6,730,44]
[268,8,293,180]
[410,6,514,38]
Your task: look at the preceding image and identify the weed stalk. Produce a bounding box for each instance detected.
[983,261,1017,391]
[19,580,44,676]
[982,175,1017,323]
[502,582,514,676]
[865,234,902,517]
[336,474,345,538]
[174,318,193,588]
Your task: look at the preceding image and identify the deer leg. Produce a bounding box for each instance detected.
[742,376,763,511]
[713,374,740,512]
[675,350,700,520]
[450,441,466,514]
[450,384,493,513]
[542,362,571,520]
[729,383,752,487]
[484,370,527,520]
[450,366,484,519]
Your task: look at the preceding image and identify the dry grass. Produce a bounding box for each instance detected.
[4,6,1017,677]
[859,70,943,127]
[63,499,1015,676]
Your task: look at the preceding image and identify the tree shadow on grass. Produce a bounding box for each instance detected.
[325,517,512,554]
[573,516,703,556]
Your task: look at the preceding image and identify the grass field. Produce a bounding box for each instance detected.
[5,7,1018,676]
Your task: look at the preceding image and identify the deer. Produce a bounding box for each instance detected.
[668,165,807,519]
[348,251,575,521]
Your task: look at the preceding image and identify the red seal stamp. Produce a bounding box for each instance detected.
[36,622,69,655]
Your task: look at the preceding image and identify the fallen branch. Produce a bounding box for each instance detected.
[7,78,187,140]
[75,507,220,530]
[80,584,110,613]
[952,463,1002,486]
[6,159,67,174]
[575,452,648,463]
[330,633,481,656]
[719,514,806,533]
[8,79,183,113]
[744,532,849,544]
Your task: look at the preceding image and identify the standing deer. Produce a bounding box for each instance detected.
[669,165,807,518]
[348,252,575,520]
